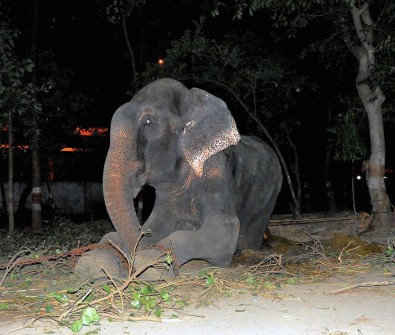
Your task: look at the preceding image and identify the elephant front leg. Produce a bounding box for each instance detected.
[155,157,242,269]
[132,217,239,280]
[157,213,240,268]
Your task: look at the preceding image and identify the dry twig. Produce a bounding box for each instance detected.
[328,279,395,294]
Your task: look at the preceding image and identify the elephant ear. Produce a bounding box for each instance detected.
[181,88,241,177]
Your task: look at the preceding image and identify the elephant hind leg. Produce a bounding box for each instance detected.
[237,218,269,250]
[237,190,278,251]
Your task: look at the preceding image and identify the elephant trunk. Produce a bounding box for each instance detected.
[103,114,147,256]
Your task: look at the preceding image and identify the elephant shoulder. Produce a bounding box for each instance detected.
[225,135,281,180]
[243,136,280,165]
[227,135,276,161]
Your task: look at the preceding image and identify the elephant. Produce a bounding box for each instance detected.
[75,78,282,280]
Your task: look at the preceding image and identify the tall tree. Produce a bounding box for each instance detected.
[99,0,146,77]
[0,23,37,232]
[31,0,42,229]
[347,3,392,228]
[7,107,14,232]
[223,0,394,228]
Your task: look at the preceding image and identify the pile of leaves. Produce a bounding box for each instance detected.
[0,219,393,334]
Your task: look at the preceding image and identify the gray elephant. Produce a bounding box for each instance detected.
[76,78,282,280]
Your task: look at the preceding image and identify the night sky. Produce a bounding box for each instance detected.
[20,0,213,125]
[6,1,206,124]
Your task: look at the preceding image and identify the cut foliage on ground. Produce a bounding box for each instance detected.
[0,217,394,334]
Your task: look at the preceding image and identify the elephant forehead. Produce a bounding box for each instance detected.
[113,102,136,120]
[138,105,155,117]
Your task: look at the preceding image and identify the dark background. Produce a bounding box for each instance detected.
[1,0,394,216]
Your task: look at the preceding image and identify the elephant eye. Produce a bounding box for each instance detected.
[140,115,153,126]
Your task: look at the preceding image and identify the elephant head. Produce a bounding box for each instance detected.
[103,78,240,255]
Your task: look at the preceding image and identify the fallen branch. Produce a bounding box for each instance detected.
[269,215,359,225]
[328,279,395,294]
[0,248,31,286]
[57,288,92,322]
[0,244,104,272]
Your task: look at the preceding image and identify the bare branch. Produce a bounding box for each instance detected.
[328,280,395,295]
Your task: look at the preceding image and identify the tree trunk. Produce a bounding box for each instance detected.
[282,121,302,213]
[122,16,136,77]
[0,181,6,216]
[250,113,302,217]
[31,148,41,229]
[323,104,337,212]
[7,111,15,233]
[349,4,392,229]
[31,0,41,229]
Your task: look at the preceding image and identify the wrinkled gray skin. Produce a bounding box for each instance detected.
[76,78,282,280]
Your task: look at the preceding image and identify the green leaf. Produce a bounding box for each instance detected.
[205,276,215,287]
[71,319,83,333]
[0,303,9,310]
[52,293,69,303]
[176,300,187,308]
[287,278,298,285]
[102,285,111,295]
[155,308,162,318]
[245,274,256,286]
[142,295,150,302]
[26,62,34,72]
[149,299,157,309]
[141,284,154,295]
[45,304,54,313]
[81,313,92,326]
[82,293,94,302]
[197,270,207,277]
[132,291,141,300]
[160,291,170,302]
[131,300,142,309]
[165,254,174,265]
[83,307,100,324]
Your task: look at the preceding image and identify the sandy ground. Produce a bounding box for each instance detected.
[1,269,394,335]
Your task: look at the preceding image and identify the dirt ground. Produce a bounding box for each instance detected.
[1,269,394,335]
[0,215,394,335]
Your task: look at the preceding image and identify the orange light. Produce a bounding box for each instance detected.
[0,144,30,150]
[158,58,165,66]
[74,127,108,136]
[60,147,93,152]
[60,147,77,152]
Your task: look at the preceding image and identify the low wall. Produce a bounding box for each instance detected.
[0,182,105,215]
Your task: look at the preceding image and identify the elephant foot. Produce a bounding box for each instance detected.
[132,248,175,281]
[75,248,174,282]
[75,249,127,281]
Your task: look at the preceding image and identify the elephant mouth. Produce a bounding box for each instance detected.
[133,184,156,225]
